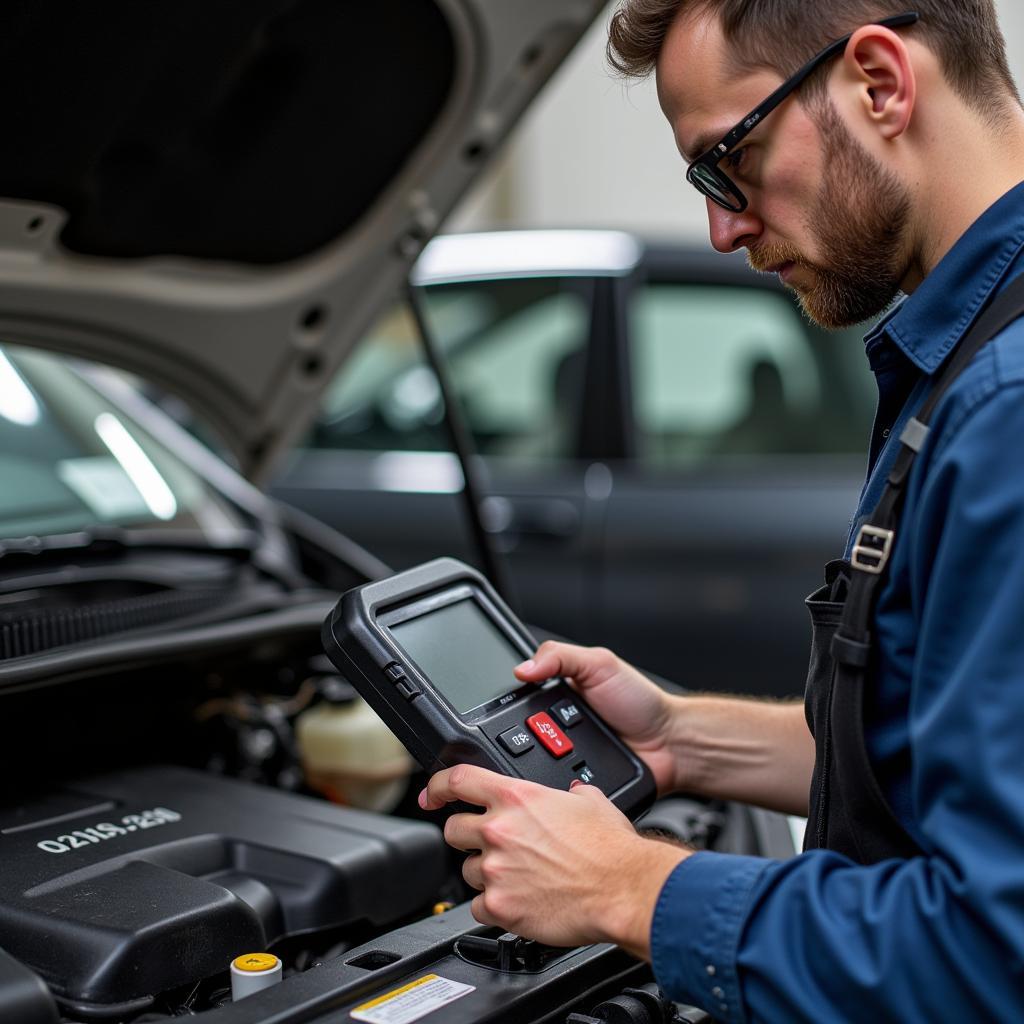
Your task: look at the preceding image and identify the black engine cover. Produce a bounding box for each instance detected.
[0,766,445,1015]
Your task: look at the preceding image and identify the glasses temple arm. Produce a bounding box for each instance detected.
[711,11,920,157]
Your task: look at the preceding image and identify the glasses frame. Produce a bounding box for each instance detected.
[686,11,920,212]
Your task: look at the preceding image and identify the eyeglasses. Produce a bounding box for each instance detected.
[686,11,920,212]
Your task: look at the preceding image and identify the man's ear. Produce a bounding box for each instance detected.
[840,25,916,140]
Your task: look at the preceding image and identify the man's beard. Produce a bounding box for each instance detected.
[748,104,912,329]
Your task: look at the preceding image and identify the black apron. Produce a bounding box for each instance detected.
[803,274,1024,864]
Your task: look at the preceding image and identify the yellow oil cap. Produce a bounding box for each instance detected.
[230,953,283,1001]
[233,953,279,973]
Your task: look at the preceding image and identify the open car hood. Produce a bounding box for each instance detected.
[0,0,604,483]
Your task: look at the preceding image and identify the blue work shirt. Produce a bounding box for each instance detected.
[651,181,1024,1022]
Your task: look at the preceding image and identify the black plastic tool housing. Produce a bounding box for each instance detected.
[322,558,655,819]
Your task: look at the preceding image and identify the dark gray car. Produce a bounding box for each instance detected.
[274,230,878,696]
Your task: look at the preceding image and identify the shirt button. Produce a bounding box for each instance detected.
[705,964,716,977]
[712,986,725,999]
[881,427,891,438]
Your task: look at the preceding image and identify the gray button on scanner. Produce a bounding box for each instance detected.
[498,727,535,757]
[551,698,582,729]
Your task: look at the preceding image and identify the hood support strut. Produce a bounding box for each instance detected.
[406,283,515,610]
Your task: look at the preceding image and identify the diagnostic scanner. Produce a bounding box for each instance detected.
[322,558,655,820]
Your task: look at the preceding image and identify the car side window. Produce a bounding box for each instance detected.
[309,277,591,459]
[628,282,875,462]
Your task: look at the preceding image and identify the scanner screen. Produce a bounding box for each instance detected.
[391,598,523,714]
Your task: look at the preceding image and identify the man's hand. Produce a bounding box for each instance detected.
[515,641,815,814]
[419,764,689,955]
[514,641,680,795]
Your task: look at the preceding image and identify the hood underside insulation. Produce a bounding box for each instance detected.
[1,0,455,264]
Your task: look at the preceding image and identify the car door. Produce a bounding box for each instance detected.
[595,253,877,697]
[272,274,606,640]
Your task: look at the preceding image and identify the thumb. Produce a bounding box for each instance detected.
[514,642,618,691]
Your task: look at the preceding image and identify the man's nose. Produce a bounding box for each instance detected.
[707,198,762,253]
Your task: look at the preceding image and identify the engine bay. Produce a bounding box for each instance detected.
[2,766,446,1020]
[0,623,779,1024]
[0,635,456,1021]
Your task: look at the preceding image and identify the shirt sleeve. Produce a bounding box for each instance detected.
[651,375,1024,1022]
[651,851,773,1021]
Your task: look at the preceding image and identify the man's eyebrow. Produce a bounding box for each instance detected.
[684,128,728,163]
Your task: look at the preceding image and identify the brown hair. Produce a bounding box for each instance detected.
[607,0,1021,116]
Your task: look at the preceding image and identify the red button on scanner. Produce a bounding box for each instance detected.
[526,712,574,758]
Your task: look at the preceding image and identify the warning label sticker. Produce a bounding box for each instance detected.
[350,974,475,1024]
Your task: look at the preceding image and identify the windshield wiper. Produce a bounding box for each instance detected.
[0,526,262,567]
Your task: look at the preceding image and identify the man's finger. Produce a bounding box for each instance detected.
[462,852,484,891]
[470,892,501,929]
[569,779,611,804]
[420,764,510,811]
[444,811,485,852]
[513,641,571,683]
[514,641,617,690]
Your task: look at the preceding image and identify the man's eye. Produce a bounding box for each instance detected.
[724,147,747,171]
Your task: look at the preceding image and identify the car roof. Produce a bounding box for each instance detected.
[411,229,773,289]
[412,230,645,283]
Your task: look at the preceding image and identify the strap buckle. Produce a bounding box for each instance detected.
[851,524,895,575]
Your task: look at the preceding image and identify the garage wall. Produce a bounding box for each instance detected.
[451,1,1024,241]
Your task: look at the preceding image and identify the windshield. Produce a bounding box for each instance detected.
[0,345,245,540]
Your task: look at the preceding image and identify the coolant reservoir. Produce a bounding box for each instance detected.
[296,685,413,813]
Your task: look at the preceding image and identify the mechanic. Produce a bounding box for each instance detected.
[420,2,1024,1019]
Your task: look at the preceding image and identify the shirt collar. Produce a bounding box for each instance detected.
[864,180,1024,375]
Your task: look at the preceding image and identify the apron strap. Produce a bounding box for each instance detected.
[838,271,1024,648]
[816,272,1024,861]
